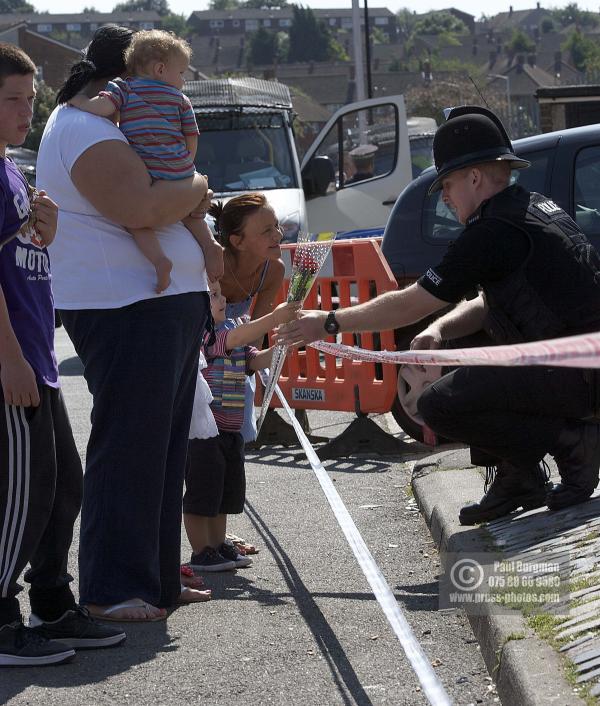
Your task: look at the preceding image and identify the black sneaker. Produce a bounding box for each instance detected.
[0,620,75,666]
[29,606,126,649]
[219,541,253,568]
[189,547,236,572]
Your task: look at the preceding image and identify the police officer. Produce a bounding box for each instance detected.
[346,144,377,184]
[276,106,600,525]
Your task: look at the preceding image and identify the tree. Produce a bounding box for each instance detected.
[507,29,535,54]
[82,6,98,11]
[562,28,600,71]
[287,5,339,63]
[403,78,506,127]
[551,3,599,29]
[112,0,170,16]
[412,11,467,36]
[396,8,417,37]
[23,81,56,152]
[0,0,34,11]
[208,0,240,8]
[247,27,281,65]
[540,18,555,33]
[162,13,188,37]
[243,0,287,7]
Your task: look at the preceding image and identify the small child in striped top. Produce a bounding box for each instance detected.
[183,279,299,572]
[69,29,223,293]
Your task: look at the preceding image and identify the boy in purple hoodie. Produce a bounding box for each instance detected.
[0,43,125,667]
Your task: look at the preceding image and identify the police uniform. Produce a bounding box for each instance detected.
[346,144,377,185]
[415,106,600,525]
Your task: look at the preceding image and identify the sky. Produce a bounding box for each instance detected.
[33,0,600,20]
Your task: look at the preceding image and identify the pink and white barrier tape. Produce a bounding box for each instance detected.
[310,330,600,368]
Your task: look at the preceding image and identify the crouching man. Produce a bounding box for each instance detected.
[275,106,600,525]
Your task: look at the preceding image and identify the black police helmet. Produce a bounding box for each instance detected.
[428,106,530,195]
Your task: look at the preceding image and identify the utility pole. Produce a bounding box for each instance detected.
[351,0,366,102]
[363,0,373,99]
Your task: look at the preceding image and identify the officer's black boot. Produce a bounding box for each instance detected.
[547,422,600,511]
[459,461,551,526]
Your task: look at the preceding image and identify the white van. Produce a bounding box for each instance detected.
[185,77,423,240]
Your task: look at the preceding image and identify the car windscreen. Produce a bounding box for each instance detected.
[194,111,297,193]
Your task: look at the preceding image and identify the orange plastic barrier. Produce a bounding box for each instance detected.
[259,238,399,414]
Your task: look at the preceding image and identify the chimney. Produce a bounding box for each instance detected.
[516,53,524,72]
[554,49,562,74]
[536,1,540,7]
[527,53,536,66]
[509,5,513,15]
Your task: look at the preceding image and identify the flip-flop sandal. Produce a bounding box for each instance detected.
[180,565,206,589]
[88,599,167,623]
[226,534,259,555]
[178,585,212,604]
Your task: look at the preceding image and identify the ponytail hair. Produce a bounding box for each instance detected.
[209,192,267,249]
[56,24,134,104]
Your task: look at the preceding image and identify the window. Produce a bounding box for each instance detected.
[140,21,155,29]
[245,19,259,30]
[374,16,389,25]
[341,17,353,28]
[66,23,81,31]
[329,18,337,26]
[574,145,600,239]
[279,18,292,27]
[308,103,399,192]
[194,112,297,194]
[263,19,271,27]
[210,19,224,28]
[36,24,52,32]
[232,19,240,27]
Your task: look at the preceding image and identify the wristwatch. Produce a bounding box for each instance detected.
[324,310,340,335]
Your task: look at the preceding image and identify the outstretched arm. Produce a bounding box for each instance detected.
[225,301,300,350]
[275,282,448,346]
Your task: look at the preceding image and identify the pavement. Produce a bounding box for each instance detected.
[412,446,600,706]
[4,327,600,705]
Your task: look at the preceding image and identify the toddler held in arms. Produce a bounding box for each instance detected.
[69,29,223,292]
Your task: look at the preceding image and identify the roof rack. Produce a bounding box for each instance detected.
[184,77,293,111]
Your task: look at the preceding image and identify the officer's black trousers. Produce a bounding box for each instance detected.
[418,365,595,466]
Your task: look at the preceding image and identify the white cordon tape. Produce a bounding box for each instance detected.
[258,370,453,706]
[310,329,600,369]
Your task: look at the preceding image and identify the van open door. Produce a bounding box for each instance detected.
[301,95,412,235]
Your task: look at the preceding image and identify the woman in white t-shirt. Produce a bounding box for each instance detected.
[37,25,214,622]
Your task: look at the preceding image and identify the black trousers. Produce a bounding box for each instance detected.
[418,365,595,467]
[0,385,83,626]
[60,292,208,609]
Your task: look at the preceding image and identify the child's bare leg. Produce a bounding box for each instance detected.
[129,226,173,293]
[182,215,224,282]
[183,513,214,554]
[208,514,228,548]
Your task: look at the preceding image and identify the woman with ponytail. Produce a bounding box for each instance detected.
[36,25,212,621]
[209,195,285,444]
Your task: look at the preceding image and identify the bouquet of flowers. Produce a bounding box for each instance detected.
[256,231,336,433]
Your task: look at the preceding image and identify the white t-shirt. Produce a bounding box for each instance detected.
[37,105,208,309]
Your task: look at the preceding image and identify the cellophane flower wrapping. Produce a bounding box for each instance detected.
[256,232,336,433]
